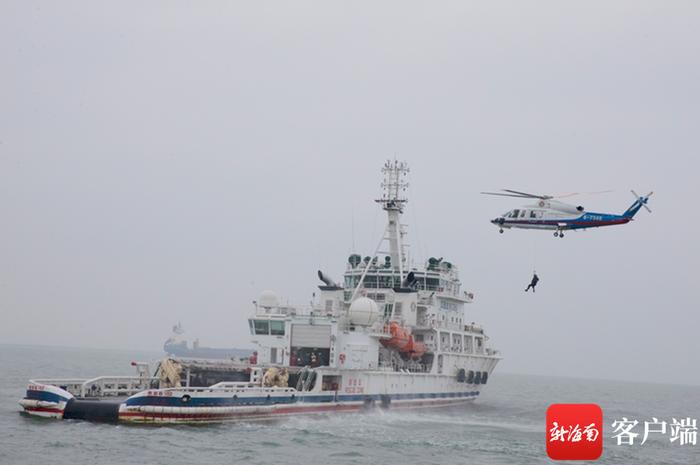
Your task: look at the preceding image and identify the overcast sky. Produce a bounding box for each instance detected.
[1,2,698,385]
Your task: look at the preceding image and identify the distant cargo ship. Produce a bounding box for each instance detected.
[164,323,252,360]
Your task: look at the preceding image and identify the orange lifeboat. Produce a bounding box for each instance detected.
[380,322,426,359]
[404,335,426,359]
[381,322,409,349]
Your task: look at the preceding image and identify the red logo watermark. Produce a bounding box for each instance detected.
[547,403,603,460]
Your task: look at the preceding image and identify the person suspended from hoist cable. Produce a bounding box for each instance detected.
[525,272,539,293]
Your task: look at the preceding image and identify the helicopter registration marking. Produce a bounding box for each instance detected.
[583,214,603,221]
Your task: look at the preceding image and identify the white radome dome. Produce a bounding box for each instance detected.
[259,290,279,308]
[348,297,379,326]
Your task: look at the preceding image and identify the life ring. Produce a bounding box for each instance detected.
[339,353,346,364]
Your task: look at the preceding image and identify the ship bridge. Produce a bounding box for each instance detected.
[245,160,494,378]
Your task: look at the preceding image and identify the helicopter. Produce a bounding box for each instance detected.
[482,189,653,238]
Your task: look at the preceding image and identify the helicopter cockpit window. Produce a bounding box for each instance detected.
[530,210,538,218]
[520,210,526,218]
[512,209,520,218]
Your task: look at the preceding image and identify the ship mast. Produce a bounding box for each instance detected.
[350,160,410,302]
[376,160,409,278]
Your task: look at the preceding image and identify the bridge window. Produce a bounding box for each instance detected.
[253,319,270,335]
[360,275,398,289]
[270,320,285,336]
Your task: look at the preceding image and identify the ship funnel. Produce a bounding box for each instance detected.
[317,270,339,288]
[401,271,416,288]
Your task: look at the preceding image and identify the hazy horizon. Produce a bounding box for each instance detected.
[2,2,698,386]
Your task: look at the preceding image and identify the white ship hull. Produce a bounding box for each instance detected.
[22,362,498,424]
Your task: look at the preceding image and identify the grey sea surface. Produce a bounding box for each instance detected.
[1,344,698,465]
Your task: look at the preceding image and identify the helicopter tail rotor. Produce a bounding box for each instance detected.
[625,190,654,217]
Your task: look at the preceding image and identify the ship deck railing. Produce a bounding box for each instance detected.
[413,320,485,333]
[160,383,298,395]
[30,376,159,399]
[377,363,431,373]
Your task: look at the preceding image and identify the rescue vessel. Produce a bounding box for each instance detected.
[19,160,501,424]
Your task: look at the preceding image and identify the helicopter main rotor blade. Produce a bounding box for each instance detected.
[555,190,615,199]
[589,189,615,195]
[480,192,535,198]
[553,192,581,199]
[501,189,550,199]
